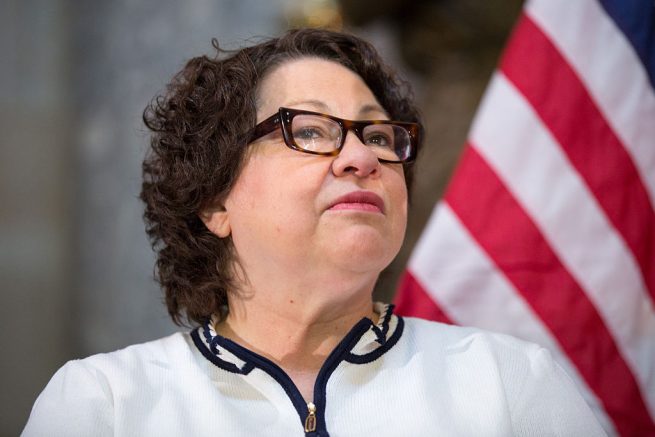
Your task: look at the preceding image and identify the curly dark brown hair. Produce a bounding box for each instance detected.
[141,28,424,326]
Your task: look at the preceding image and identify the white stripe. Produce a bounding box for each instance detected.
[526,0,655,208]
[470,72,655,418]
[408,203,617,435]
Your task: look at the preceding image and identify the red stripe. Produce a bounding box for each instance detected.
[501,13,655,304]
[394,270,454,324]
[445,146,655,435]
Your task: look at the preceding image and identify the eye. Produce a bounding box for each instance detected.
[294,126,328,140]
[365,131,394,148]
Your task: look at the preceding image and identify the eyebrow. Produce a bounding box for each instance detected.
[284,99,389,119]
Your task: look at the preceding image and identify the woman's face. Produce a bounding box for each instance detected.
[204,57,408,284]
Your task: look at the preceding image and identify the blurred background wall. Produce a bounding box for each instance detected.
[0,0,520,434]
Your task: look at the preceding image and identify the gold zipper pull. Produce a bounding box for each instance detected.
[304,402,317,433]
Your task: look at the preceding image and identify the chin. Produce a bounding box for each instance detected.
[329,234,400,273]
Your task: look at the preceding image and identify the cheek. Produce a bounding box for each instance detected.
[389,169,409,222]
[228,158,324,233]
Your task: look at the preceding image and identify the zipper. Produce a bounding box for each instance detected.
[304,402,317,432]
[195,316,380,436]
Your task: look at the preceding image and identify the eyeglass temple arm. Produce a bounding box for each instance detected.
[248,113,281,143]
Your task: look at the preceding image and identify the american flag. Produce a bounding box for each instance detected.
[394,0,655,435]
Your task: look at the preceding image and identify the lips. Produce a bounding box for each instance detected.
[327,191,385,214]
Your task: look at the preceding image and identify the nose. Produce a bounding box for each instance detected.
[331,131,381,178]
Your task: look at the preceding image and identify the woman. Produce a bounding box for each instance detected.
[23,28,605,436]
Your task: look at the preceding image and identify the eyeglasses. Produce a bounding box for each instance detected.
[248,107,419,163]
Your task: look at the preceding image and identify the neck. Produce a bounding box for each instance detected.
[215,274,379,401]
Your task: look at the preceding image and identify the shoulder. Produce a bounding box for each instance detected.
[63,331,194,390]
[400,316,558,384]
[397,317,606,435]
[401,316,543,358]
[22,358,114,437]
[81,331,190,374]
[22,332,191,437]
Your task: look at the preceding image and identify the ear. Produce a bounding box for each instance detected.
[199,205,231,238]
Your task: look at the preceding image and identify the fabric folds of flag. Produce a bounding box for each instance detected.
[394,0,655,435]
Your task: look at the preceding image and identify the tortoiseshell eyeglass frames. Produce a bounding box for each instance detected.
[248,107,418,163]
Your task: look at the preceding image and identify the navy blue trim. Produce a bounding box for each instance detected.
[190,329,254,374]
[598,0,655,90]
[370,304,394,345]
[190,307,405,436]
[202,323,221,356]
[345,316,404,364]
[196,328,313,431]
[313,318,373,434]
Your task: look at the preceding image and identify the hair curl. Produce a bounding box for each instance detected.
[141,28,424,326]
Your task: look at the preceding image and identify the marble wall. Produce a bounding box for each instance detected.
[2,1,285,433]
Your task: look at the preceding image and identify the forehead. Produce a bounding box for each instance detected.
[255,57,386,121]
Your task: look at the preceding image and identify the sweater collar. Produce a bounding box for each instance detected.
[193,302,402,374]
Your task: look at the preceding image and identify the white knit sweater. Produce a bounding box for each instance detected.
[23,305,606,436]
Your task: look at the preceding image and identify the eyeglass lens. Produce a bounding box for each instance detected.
[290,114,411,161]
